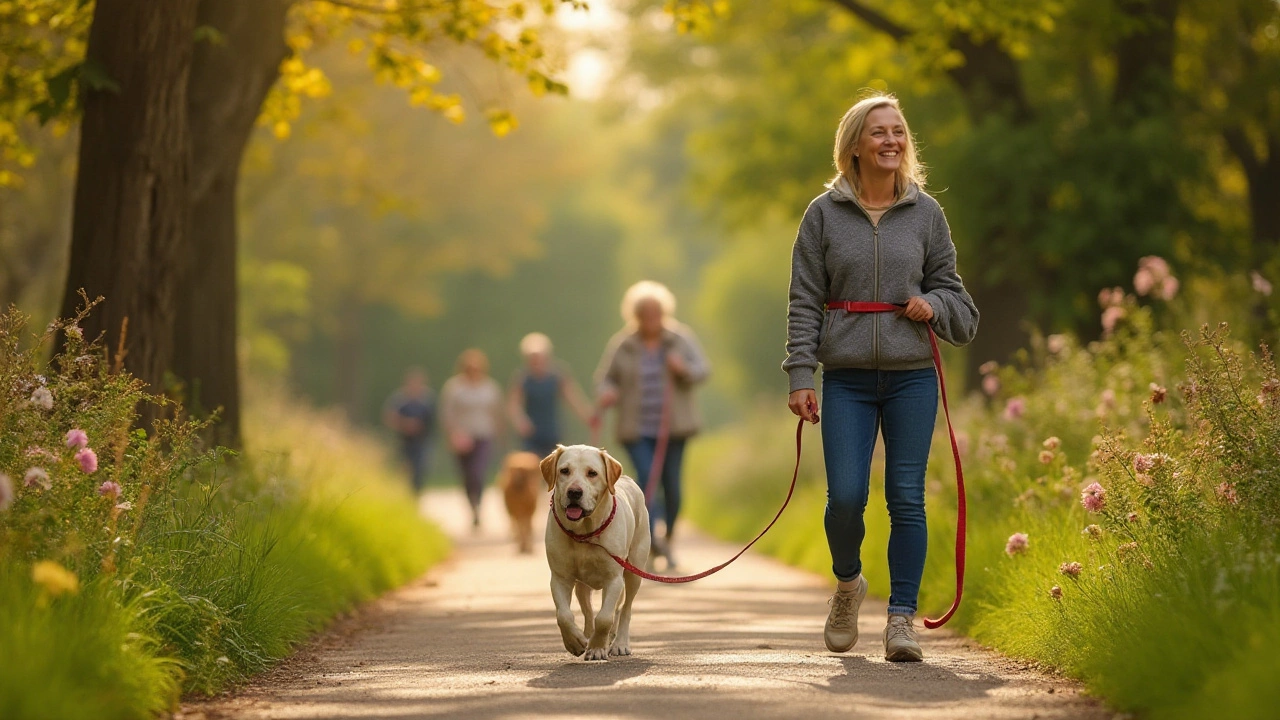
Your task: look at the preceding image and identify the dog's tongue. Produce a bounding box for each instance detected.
[565,506,584,521]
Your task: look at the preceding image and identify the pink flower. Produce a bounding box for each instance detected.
[1216,482,1238,505]
[1042,436,1061,451]
[1005,532,1029,556]
[1081,482,1106,512]
[979,361,999,376]
[96,481,121,499]
[1100,389,1116,408]
[982,374,1001,396]
[1003,397,1026,420]
[1049,585,1063,600]
[0,473,12,511]
[1158,276,1179,301]
[65,429,89,450]
[1059,561,1083,578]
[76,448,98,474]
[1101,305,1126,333]
[23,467,50,490]
[1134,267,1155,296]
[30,387,53,410]
[1047,334,1068,354]
[1251,271,1272,297]
[1097,287,1125,308]
[1133,453,1156,472]
[1039,449,1055,464]
[1139,256,1171,281]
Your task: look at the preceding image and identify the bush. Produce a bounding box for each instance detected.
[0,306,448,718]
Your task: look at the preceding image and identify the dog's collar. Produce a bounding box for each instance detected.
[550,495,617,543]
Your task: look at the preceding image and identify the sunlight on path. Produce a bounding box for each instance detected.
[188,488,1109,720]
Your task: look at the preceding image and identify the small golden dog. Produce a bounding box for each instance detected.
[499,451,545,553]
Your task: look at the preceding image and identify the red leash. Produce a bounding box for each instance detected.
[826,301,966,629]
[553,417,808,584]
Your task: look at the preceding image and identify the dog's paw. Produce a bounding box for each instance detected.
[583,647,609,662]
[608,643,631,657]
[562,632,587,656]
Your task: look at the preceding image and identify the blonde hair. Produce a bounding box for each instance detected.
[620,280,676,325]
[455,348,489,374]
[830,93,926,198]
[519,332,553,357]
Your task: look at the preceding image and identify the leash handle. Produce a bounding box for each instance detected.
[607,417,807,584]
[826,301,966,629]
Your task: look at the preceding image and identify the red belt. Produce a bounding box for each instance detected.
[826,300,966,629]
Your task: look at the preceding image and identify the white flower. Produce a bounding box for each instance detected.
[24,467,51,491]
[29,387,53,410]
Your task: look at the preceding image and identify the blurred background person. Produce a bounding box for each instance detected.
[595,280,710,570]
[441,348,503,529]
[508,332,594,458]
[381,366,438,495]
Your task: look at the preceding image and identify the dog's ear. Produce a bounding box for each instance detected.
[539,445,565,492]
[600,449,624,494]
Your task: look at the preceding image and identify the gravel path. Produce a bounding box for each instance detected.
[186,488,1110,720]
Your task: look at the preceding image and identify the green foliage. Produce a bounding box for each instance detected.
[686,265,1280,717]
[0,307,447,717]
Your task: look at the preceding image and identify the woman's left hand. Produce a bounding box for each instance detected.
[900,296,934,322]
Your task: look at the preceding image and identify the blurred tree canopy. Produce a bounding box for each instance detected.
[640,0,1279,382]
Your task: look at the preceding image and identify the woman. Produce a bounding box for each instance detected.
[508,332,593,458]
[596,281,710,570]
[784,94,979,662]
[441,348,503,528]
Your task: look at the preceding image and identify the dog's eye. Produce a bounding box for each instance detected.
[586,469,598,477]
[559,467,570,475]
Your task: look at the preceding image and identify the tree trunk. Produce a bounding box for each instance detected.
[174,0,290,448]
[965,279,1031,384]
[59,0,200,429]
[1244,139,1280,255]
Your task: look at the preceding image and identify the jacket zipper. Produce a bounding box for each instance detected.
[873,223,880,368]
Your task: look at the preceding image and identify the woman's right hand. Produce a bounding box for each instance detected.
[788,389,820,424]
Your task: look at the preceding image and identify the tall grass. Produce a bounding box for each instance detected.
[0,307,448,718]
[687,269,1280,718]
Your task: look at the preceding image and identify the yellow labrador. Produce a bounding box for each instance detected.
[541,444,650,661]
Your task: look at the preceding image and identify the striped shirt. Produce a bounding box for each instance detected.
[636,346,666,438]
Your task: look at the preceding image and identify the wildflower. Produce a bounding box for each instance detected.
[1081,482,1106,512]
[1100,389,1116,409]
[96,480,121,499]
[1158,276,1179,301]
[1049,585,1063,600]
[1127,511,1139,522]
[982,374,1001,396]
[1005,533,1029,556]
[65,325,83,339]
[1251,271,1272,297]
[23,467,51,491]
[114,501,132,511]
[25,446,56,460]
[1004,397,1026,420]
[76,448,98,474]
[32,561,79,597]
[1059,561,1083,578]
[0,473,12,511]
[30,386,53,410]
[1117,542,1139,560]
[1046,334,1068,354]
[955,432,970,458]
[64,429,89,450]
[1133,453,1156,473]
[1097,287,1125,308]
[1216,482,1239,505]
[1101,305,1126,333]
[1134,267,1156,296]
[1039,450,1055,464]
[979,361,999,376]
[1150,383,1167,404]
[1043,436,1061,451]
[1082,524,1102,539]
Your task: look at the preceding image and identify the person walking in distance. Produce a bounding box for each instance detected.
[595,280,710,570]
[441,349,503,529]
[382,366,437,495]
[507,333,593,458]
[784,94,979,661]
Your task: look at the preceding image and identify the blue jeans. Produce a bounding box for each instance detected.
[821,367,937,616]
[624,436,688,537]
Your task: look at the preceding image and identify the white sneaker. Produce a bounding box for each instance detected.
[883,613,923,662]
[824,575,868,652]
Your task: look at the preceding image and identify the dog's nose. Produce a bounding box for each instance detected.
[566,487,583,502]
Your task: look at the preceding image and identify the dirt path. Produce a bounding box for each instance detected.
[188,489,1109,720]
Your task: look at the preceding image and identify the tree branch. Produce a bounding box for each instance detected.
[826,0,911,41]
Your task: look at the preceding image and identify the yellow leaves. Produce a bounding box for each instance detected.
[664,0,730,35]
[32,560,79,599]
[486,108,518,137]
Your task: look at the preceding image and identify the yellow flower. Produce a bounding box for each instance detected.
[32,560,80,597]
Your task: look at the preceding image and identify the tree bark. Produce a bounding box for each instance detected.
[174,0,290,448]
[1225,130,1280,256]
[59,0,200,429]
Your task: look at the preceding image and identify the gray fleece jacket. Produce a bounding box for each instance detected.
[784,180,980,392]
